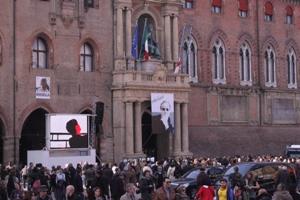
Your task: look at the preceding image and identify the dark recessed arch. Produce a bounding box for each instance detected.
[19,108,48,164]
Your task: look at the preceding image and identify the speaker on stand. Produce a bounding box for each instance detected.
[95,102,104,162]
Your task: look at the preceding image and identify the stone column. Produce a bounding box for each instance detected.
[174,102,181,155]
[134,102,143,154]
[164,15,171,62]
[51,0,56,13]
[3,136,15,164]
[172,16,179,61]
[116,7,124,58]
[125,102,134,155]
[125,8,132,58]
[182,103,189,153]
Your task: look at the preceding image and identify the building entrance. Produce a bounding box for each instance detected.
[19,108,48,164]
[142,112,157,158]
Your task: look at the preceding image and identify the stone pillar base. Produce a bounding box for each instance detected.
[124,153,146,160]
[3,137,16,164]
[140,59,162,72]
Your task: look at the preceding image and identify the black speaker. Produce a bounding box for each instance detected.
[95,102,104,134]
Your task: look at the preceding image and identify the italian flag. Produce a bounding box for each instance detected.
[144,38,149,61]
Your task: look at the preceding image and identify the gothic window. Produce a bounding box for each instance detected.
[212,39,225,84]
[239,0,248,17]
[264,1,273,22]
[212,0,222,14]
[184,0,193,9]
[286,6,293,24]
[287,48,297,88]
[240,43,252,86]
[80,42,93,72]
[264,46,276,87]
[32,37,48,69]
[182,36,198,82]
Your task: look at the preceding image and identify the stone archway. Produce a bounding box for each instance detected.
[19,108,48,164]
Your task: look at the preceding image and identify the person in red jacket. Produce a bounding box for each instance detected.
[195,184,214,200]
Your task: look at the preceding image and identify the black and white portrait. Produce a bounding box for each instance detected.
[151,93,174,134]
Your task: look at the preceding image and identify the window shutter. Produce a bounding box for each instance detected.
[239,0,248,11]
[264,2,273,16]
[212,0,222,7]
[286,6,293,16]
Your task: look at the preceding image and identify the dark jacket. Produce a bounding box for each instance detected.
[139,176,155,200]
[110,174,125,200]
[255,193,272,200]
[196,171,211,187]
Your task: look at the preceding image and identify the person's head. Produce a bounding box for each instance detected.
[257,188,268,196]
[176,186,186,194]
[40,78,49,90]
[160,101,171,118]
[220,179,228,189]
[94,187,102,198]
[234,166,239,172]
[66,185,75,197]
[125,183,136,195]
[276,183,286,191]
[246,171,253,179]
[163,177,172,189]
[143,170,151,178]
[66,119,81,136]
[39,185,48,198]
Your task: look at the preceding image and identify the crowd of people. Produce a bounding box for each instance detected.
[0,155,299,200]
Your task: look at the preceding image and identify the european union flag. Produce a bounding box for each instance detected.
[131,25,138,60]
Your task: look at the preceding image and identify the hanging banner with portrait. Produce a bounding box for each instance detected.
[151,93,175,134]
[36,76,50,99]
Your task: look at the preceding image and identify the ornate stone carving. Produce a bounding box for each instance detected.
[153,64,167,81]
[61,0,76,28]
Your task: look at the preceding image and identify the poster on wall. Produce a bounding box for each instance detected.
[36,76,50,99]
[151,93,175,134]
[46,114,89,149]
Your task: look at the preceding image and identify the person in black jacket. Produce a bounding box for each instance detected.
[255,188,271,200]
[110,168,125,200]
[139,170,155,200]
[0,180,7,200]
[196,167,211,188]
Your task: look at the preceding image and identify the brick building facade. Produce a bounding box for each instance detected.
[1,0,300,164]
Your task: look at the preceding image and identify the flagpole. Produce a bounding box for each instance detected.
[138,18,148,61]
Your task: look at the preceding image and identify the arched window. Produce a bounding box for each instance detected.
[212,39,225,84]
[32,37,48,69]
[265,46,276,87]
[239,0,248,17]
[212,0,222,14]
[240,43,252,85]
[287,48,297,88]
[286,6,293,24]
[182,36,198,82]
[80,42,93,72]
[264,1,273,22]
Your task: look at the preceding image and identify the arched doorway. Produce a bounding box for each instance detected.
[142,111,157,158]
[19,108,48,164]
[0,119,4,164]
